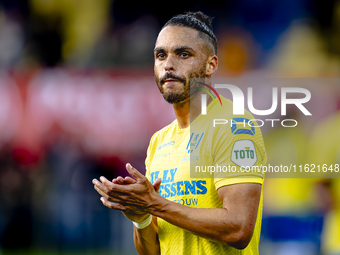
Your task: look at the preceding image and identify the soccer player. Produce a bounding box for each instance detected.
[93,11,266,254]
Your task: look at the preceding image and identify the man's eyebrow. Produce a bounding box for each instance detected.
[153,46,195,52]
[154,47,165,52]
[174,46,195,53]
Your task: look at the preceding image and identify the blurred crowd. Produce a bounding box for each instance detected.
[0,0,339,255]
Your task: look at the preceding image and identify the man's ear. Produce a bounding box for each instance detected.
[206,55,218,76]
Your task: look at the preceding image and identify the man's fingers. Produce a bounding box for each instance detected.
[94,185,123,203]
[95,178,127,195]
[124,176,137,184]
[93,178,110,194]
[100,197,125,211]
[100,176,116,190]
[94,185,111,200]
[126,163,145,181]
[95,176,130,194]
[113,176,136,185]
[117,176,125,184]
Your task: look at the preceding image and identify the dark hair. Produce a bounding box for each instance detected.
[162,11,217,55]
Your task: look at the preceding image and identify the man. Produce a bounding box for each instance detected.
[93,11,266,254]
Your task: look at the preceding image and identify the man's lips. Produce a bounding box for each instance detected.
[164,78,179,83]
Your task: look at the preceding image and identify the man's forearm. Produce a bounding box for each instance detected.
[150,200,249,249]
[133,218,160,255]
[148,184,261,250]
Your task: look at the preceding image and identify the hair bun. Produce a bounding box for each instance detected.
[186,11,214,32]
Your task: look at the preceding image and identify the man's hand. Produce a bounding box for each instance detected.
[110,174,150,222]
[93,163,261,249]
[112,175,162,192]
[93,163,161,223]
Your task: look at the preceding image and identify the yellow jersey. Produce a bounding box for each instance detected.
[145,96,266,255]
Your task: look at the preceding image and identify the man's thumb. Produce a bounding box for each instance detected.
[153,178,162,193]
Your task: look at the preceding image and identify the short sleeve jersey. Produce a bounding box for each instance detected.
[145,96,266,255]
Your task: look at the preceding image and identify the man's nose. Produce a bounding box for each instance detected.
[164,55,176,72]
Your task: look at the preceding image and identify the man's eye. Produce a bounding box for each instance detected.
[179,52,190,58]
[156,53,166,59]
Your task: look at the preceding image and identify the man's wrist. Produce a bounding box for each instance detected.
[133,214,152,229]
[129,212,151,223]
[149,195,169,217]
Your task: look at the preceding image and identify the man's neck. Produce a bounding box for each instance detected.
[173,92,212,129]
[173,100,191,129]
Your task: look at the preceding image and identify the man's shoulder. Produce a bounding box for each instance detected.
[154,119,177,135]
[149,119,178,144]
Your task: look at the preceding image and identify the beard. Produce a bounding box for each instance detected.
[155,66,207,104]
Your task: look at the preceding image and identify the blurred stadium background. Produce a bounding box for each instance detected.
[0,0,339,255]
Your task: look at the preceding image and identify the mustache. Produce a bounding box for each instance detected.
[160,73,186,85]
